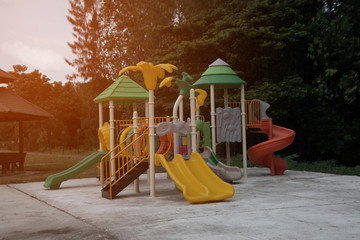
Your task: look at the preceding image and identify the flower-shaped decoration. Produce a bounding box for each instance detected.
[195,89,207,112]
[160,72,207,112]
[119,61,178,90]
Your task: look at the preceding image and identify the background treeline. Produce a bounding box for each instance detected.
[1,0,359,167]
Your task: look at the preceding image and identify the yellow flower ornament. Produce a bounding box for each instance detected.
[118,61,178,90]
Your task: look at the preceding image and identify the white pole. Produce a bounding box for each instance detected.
[99,102,103,151]
[210,84,216,154]
[241,85,247,177]
[98,102,103,182]
[179,98,184,121]
[145,100,150,183]
[149,90,155,197]
[224,88,231,165]
[172,95,184,156]
[189,89,197,153]
[133,107,139,193]
[195,99,200,152]
[109,100,115,180]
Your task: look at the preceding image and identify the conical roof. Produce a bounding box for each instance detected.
[193,58,246,89]
[93,75,149,103]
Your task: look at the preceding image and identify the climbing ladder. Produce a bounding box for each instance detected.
[100,116,173,200]
[100,125,149,200]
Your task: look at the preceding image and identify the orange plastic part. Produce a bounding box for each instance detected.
[156,134,172,154]
[247,119,295,175]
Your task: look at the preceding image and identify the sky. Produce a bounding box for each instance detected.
[0,0,75,84]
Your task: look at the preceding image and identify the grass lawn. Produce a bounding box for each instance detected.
[222,153,360,176]
[0,150,97,185]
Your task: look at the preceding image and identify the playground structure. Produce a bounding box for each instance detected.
[44,59,295,203]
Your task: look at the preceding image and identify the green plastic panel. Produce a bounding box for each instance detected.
[202,66,237,76]
[193,74,247,89]
[94,75,149,103]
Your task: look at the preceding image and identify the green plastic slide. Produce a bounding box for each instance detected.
[205,150,220,166]
[44,151,108,189]
[201,147,242,182]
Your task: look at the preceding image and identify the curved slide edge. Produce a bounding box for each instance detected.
[155,153,234,204]
[247,125,295,175]
[44,151,108,189]
[200,146,242,182]
[185,152,235,201]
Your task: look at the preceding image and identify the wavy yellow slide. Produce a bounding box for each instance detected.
[155,152,234,203]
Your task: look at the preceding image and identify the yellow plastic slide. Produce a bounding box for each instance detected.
[155,152,234,203]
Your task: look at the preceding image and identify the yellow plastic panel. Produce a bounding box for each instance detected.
[155,154,208,203]
[185,152,234,201]
[98,123,110,151]
[155,153,234,203]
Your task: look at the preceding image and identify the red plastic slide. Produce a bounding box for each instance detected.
[247,119,295,175]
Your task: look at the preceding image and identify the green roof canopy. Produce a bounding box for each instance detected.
[94,75,149,103]
[193,58,246,89]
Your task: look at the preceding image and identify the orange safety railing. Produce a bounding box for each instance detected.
[115,117,171,144]
[100,126,149,199]
[229,100,262,129]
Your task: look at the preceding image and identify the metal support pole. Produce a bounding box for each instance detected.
[210,84,216,154]
[149,90,155,197]
[172,95,184,156]
[98,102,104,181]
[145,100,150,183]
[133,108,139,193]
[179,98,184,121]
[109,100,115,180]
[195,99,201,151]
[98,103,103,151]
[190,89,197,153]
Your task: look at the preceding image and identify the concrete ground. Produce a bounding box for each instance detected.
[1,168,359,240]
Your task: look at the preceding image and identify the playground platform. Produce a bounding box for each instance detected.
[1,168,359,240]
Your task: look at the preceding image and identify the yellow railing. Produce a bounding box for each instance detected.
[115,117,171,145]
[229,100,262,129]
[100,127,149,199]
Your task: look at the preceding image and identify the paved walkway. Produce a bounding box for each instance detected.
[1,169,359,240]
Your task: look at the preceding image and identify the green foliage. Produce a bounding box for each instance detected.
[5,66,86,150]
[285,154,360,176]
[5,0,358,167]
[65,0,360,166]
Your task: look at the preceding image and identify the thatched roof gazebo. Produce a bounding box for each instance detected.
[0,69,53,174]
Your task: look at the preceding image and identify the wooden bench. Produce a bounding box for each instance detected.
[0,152,27,174]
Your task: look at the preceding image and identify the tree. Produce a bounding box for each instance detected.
[8,66,82,150]
[65,0,360,166]
[66,0,111,91]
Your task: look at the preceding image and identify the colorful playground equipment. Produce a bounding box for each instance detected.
[201,146,242,182]
[44,59,295,204]
[43,152,108,189]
